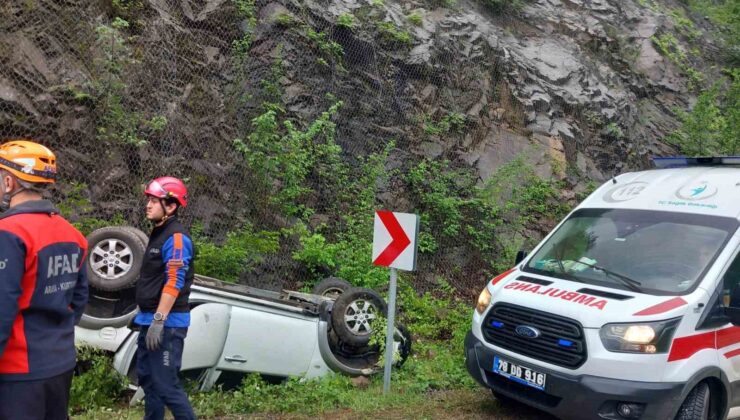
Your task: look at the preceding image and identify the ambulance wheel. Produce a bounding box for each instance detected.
[85,227,145,291]
[675,382,717,420]
[331,287,387,347]
[312,277,351,299]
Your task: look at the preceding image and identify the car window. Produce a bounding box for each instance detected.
[524,208,737,295]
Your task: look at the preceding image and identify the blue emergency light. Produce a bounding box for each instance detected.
[652,156,740,169]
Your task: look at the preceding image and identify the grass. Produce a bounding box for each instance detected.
[73,388,552,419]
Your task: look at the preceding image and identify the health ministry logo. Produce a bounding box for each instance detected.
[676,182,717,201]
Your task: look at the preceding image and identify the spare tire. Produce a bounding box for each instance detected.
[331,287,387,347]
[312,276,351,299]
[86,227,145,291]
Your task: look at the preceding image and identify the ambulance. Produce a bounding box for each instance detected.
[465,157,740,420]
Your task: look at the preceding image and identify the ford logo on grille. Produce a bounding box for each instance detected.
[515,325,540,339]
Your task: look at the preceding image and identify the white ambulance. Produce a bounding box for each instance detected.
[465,157,740,420]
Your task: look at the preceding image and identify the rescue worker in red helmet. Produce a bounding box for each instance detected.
[134,176,196,420]
[0,140,88,419]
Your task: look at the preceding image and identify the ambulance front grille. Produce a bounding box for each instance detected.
[482,303,587,369]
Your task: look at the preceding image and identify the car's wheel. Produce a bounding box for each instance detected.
[312,277,351,299]
[395,323,412,368]
[121,226,149,247]
[331,287,387,347]
[675,382,716,420]
[85,227,145,291]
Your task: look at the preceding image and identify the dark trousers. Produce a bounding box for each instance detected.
[0,369,73,420]
[137,327,196,420]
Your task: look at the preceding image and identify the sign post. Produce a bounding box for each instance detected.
[372,210,418,394]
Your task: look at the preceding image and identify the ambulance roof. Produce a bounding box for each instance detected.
[581,165,740,220]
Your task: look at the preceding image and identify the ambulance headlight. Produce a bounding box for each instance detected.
[599,318,681,353]
[476,287,491,314]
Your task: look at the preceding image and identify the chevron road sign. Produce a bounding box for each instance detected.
[372,211,419,271]
[372,210,419,394]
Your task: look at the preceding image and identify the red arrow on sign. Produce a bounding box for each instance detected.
[373,211,411,266]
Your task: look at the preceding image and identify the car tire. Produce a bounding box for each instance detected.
[312,277,351,299]
[121,226,149,247]
[85,227,145,291]
[331,287,387,347]
[675,382,715,420]
[395,323,412,368]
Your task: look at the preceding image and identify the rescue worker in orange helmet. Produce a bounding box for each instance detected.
[0,140,88,419]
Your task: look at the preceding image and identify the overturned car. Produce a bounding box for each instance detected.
[75,226,411,391]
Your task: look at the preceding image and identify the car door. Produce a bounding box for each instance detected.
[216,305,319,377]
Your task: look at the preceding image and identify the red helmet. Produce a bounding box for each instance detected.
[144,176,188,208]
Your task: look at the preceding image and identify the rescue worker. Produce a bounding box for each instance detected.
[0,140,88,419]
[134,176,196,420]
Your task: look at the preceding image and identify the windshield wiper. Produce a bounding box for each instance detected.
[572,259,643,293]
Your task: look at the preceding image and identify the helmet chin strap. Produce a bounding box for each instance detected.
[154,198,172,225]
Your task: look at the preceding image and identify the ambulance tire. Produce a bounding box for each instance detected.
[86,227,145,291]
[331,287,387,347]
[312,277,351,299]
[675,382,715,420]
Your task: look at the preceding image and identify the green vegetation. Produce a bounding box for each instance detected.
[407,12,423,26]
[336,13,355,29]
[70,347,128,414]
[92,17,168,146]
[377,21,413,46]
[57,183,126,235]
[651,33,704,89]
[477,0,524,13]
[422,112,466,135]
[232,0,257,58]
[274,12,296,27]
[306,28,344,60]
[668,73,739,155]
[192,224,281,282]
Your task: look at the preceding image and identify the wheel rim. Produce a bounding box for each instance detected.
[343,299,377,336]
[90,239,134,280]
[322,287,345,299]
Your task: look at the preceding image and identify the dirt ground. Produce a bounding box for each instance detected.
[213,390,558,420]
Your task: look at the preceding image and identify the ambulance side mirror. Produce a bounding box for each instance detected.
[515,250,529,265]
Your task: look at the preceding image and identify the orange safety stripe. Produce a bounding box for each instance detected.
[163,233,184,297]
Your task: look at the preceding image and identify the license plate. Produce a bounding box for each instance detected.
[493,356,547,391]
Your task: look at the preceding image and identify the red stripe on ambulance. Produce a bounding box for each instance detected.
[491,268,516,286]
[633,297,687,316]
[669,326,740,362]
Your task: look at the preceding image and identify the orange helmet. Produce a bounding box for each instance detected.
[0,140,57,184]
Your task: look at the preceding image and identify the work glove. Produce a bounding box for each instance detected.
[145,320,165,351]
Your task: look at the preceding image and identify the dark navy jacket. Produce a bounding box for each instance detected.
[0,200,88,381]
[134,217,194,328]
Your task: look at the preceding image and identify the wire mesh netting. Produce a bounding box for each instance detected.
[0,0,710,295]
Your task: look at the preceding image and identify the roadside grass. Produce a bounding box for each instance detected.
[74,387,552,419]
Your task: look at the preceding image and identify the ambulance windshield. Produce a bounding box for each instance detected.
[524,208,738,295]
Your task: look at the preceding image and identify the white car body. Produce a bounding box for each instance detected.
[466,162,740,420]
[76,275,388,391]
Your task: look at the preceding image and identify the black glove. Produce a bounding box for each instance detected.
[145,319,165,351]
